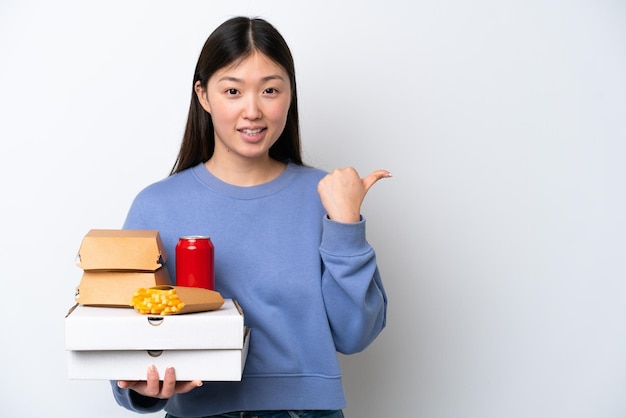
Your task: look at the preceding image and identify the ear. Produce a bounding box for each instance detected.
[195,81,211,113]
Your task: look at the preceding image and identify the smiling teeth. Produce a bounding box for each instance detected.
[242,128,262,134]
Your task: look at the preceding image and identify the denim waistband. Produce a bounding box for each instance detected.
[216,412,299,418]
[166,410,343,418]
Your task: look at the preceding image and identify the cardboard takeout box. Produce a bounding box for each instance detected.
[76,229,166,271]
[75,268,172,307]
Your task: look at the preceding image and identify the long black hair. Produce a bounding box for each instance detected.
[170,17,302,175]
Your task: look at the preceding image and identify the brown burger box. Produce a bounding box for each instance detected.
[76,229,167,271]
[74,229,173,307]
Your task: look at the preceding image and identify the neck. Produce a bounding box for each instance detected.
[204,156,286,187]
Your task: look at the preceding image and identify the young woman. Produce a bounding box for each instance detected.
[111,16,390,418]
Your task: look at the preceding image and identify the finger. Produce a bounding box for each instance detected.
[361,169,392,191]
[160,367,177,398]
[144,364,161,397]
[178,380,204,393]
[117,380,130,389]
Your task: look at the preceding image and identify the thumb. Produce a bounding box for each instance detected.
[362,169,392,191]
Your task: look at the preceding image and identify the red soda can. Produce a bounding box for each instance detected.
[175,236,214,290]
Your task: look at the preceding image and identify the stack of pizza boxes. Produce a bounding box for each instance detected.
[65,229,249,381]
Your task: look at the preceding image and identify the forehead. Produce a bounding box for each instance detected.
[213,51,289,82]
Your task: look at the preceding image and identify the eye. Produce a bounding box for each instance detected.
[225,88,239,95]
[264,87,278,95]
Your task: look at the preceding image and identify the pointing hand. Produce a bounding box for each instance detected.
[317,167,391,223]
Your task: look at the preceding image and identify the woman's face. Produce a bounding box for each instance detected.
[196,51,291,163]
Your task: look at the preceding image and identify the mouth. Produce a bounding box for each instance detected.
[239,127,265,135]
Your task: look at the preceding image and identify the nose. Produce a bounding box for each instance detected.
[242,95,262,120]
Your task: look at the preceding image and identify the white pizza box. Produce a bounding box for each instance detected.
[65,299,244,350]
[67,328,250,381]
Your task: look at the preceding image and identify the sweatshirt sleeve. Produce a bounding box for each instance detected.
[319,216,388,354]
[109,381,168,413]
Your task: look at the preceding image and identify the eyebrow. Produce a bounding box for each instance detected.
[217,75,286,83]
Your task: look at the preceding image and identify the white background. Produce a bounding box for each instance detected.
[1,1,625,417]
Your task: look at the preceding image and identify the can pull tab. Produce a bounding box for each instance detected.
[147,317,164,326]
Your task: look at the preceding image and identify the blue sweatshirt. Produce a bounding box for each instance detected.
[111,162,387,416]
